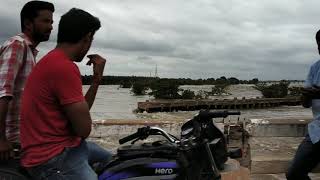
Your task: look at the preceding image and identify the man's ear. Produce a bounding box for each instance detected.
[23,19,33,32]
[84,32,93,42]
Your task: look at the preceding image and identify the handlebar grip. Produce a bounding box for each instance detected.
[118,126,151,144]
[228,111,241,116]
[199,110,241,119]
[119,132,140,144]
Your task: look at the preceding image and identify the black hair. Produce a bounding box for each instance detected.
[57,8,101,44]
[316,29,320,44]
[20,1,55,31]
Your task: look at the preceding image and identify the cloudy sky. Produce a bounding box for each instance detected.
[1,0,320,80]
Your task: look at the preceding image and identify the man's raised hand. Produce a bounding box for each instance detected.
[86,54,106,83]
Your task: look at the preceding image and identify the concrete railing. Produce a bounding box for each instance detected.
[246,117,320,175]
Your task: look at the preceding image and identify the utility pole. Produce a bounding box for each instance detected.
[155,64,158,77]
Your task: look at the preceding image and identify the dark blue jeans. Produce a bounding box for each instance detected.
[286,134,320,180]
[27,141,112,180]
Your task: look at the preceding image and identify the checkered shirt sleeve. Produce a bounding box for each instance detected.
[0,40,25,97]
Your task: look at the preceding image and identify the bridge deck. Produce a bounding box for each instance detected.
[137,97,301,113]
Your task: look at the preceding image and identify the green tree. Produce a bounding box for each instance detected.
[149,80,181,99]
[209,84,231,96]
[195,90,210,99]
[288,86,303,96]
[120,81,132,88]
[228,77,240,84]
[249,78,259,84]
[131,81,148,95]
[255,81,289,98]
[181,89,195,99]
[215,76,228,85]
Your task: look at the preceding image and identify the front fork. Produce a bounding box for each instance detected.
[204,138,221,180]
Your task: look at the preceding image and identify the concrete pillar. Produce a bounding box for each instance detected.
[221,159,250,180]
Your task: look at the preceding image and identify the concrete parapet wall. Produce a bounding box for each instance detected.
[248,124,307,137]
[90,119,225,138]
[247,117,320,176]
[89,120,184,152]
[251,173,320,180]
[91,120,183,138]
[246,118,311,137]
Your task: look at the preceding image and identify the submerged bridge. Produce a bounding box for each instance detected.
[137,97,301,113]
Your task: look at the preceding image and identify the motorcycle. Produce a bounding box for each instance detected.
[0,110,242,180]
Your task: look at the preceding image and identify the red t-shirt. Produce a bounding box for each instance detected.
[20,48,84,167]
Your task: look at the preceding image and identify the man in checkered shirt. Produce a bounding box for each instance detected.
[0,1,54,161]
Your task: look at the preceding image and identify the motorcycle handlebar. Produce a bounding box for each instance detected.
[119,131,140,144]
[119,126,151,144]
[198,110,241,120]
[119,126,178,144]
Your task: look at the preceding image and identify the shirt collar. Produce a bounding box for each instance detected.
[19,33,39,57]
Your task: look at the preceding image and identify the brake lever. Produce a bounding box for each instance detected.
[131,138,140,144]
[130,127,151,144]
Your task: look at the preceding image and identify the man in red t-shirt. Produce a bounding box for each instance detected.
[20,8,111,179]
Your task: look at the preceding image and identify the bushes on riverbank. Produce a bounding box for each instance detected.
[255,81,288,98]
[131,79,232,99]
[131,81,149,95]
[126,77,301,99]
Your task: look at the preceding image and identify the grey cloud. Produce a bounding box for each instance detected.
[1,0,319,80]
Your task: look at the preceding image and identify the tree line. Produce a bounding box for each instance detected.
[82,75,303,99]
[81,75,259,86]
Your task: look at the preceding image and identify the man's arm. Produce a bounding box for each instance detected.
[63,101,92,138]
[85,79,101,110]
[302,87,320,98]
[0,97,11,140]
[85,54,106,109]
[0,40,25,160]
[0,97,13,160]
